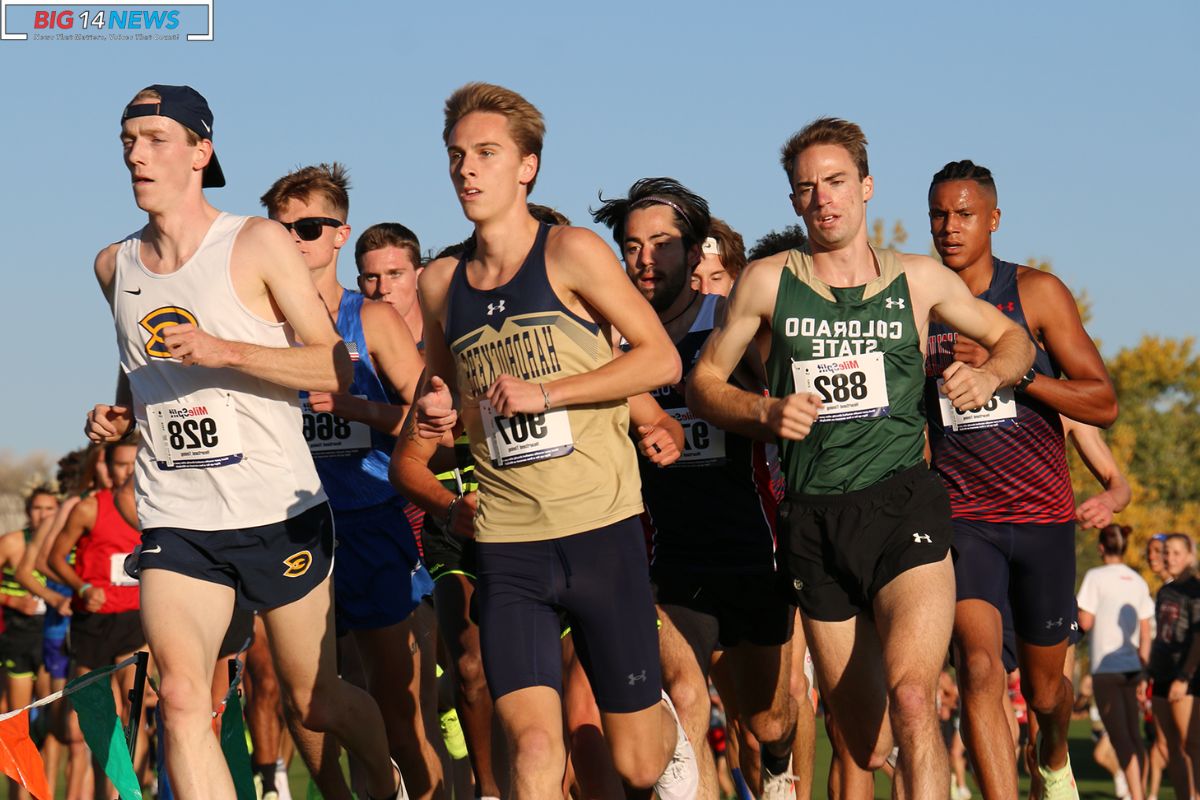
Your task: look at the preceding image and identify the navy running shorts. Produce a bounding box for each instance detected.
[332,497,434,636]
[954,519,1076,647]
[476,517,662,713]
[140,501,335,612]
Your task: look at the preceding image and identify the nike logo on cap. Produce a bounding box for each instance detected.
[143,545,162,554]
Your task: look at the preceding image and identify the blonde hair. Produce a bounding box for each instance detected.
[443,82,545,193]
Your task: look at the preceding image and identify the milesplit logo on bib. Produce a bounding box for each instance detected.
[1,0,214,41]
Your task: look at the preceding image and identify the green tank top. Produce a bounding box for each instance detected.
[0,528,46,598]
[765,246,926,494]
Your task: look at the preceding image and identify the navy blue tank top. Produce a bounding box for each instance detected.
[634,294,779,574]
[304,290,399,511]
[924,259,1074,523]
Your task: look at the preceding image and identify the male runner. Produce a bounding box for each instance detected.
[84,84,400,800]
[690,217,746,297]
[925,159,1118,797]
[409,82,697,798]
[686,117,1034,798]
[592,177,804,800]
[260,162,439,800]
[356,223,426,349]
[47,435,148,798]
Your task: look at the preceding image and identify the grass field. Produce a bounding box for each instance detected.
[283,718,1177,799]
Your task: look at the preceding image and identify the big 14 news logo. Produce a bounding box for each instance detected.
[33,8,180,30]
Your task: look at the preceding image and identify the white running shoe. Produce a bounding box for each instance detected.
[760,754,798,800]
[653,691,699,799]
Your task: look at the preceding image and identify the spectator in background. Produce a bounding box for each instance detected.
[1078,524,1155,799]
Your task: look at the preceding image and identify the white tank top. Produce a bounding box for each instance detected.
[111,212,326,530]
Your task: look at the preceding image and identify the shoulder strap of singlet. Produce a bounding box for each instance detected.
[690,293,720,333]
[784,244,905,302]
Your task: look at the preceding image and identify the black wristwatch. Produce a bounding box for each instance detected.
[1016,367,1037,392]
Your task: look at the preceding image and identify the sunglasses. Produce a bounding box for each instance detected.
[280,217,343,241]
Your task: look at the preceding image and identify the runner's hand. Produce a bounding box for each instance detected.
[85,404,133,443]
[952,335,988,368]
[940,361,1001,412]
[163,323,233,368]
[82,586,105,613]
[51,593,72,616]
[486,375,546,417]
[765,393,823,441]
[308,391,357,415]
[449,491,478,539]
[11,595,39,615]
[637,424,681,467]
[416,376,457,438]
[1076,493,1117,529]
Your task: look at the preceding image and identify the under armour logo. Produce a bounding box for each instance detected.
[628,670,647,685]
[1046,617,1064,629]
[885,298,905,310]
[487,300,506,316]
[912,533,931,543]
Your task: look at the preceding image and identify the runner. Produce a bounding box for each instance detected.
[356,223,426,349]
[260,162,438,800]
[925,159,1118,797]
[686,117,1034,797]
[691,217,746,297]
[410,82,697,797]
[84,84,401,800]
[46,435,149,798]
[593,176,801,800]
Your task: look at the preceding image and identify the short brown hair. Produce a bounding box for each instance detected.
[706,217,747,279]
[260,163,350,219]
[443,83,545,194]
[354,223,422,273]
[128,87,200,145]
[779,117,869,184]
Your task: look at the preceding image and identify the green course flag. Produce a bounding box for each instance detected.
[67,669,142,800]
[219,692,256,800]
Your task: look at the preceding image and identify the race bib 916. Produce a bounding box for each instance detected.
[301,396,372,457]
[791,352,890,422]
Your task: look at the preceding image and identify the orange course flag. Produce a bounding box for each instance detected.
[0,710,51,800]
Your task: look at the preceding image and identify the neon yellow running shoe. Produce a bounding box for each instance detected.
[440,708,469,760]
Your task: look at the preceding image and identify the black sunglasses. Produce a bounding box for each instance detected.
[280,217,343,241]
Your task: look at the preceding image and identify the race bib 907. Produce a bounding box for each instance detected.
[791,352,890,422]
[479,399,574,468]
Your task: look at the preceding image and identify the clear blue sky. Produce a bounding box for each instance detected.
[1,1,1196,457]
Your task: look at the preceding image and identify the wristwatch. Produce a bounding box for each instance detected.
[1016,367,1037,392]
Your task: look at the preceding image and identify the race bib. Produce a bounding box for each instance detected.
[937,381,1017,432]
[665,407,726,467]
[791,352,890,422]
[109,552,138,588]
[301,396,372,457]
[147,392,244,469]
[479,399,574,468]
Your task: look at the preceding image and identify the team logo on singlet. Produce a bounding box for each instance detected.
[282,550,312,578]
[139,306,199,359]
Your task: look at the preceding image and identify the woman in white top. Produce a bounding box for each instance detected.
[1078,524,1155,800]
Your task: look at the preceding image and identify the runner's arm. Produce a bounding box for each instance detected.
[688,258,819,441]
[920,258,1034,410]
[1022,270,1118,427]
[1064,416,1131,528]
[161,220,352,392]
[391,411,475,539]
[413,259,461,436]
[489,227,679,414]
[309,300,422,435]
[0,533,39,614]
[628,392,684,467]
[45,498,95,593]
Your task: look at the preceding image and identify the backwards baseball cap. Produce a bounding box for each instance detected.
[121,84,225,188]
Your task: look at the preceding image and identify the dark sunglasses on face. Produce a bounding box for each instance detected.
[280,217,343,241]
